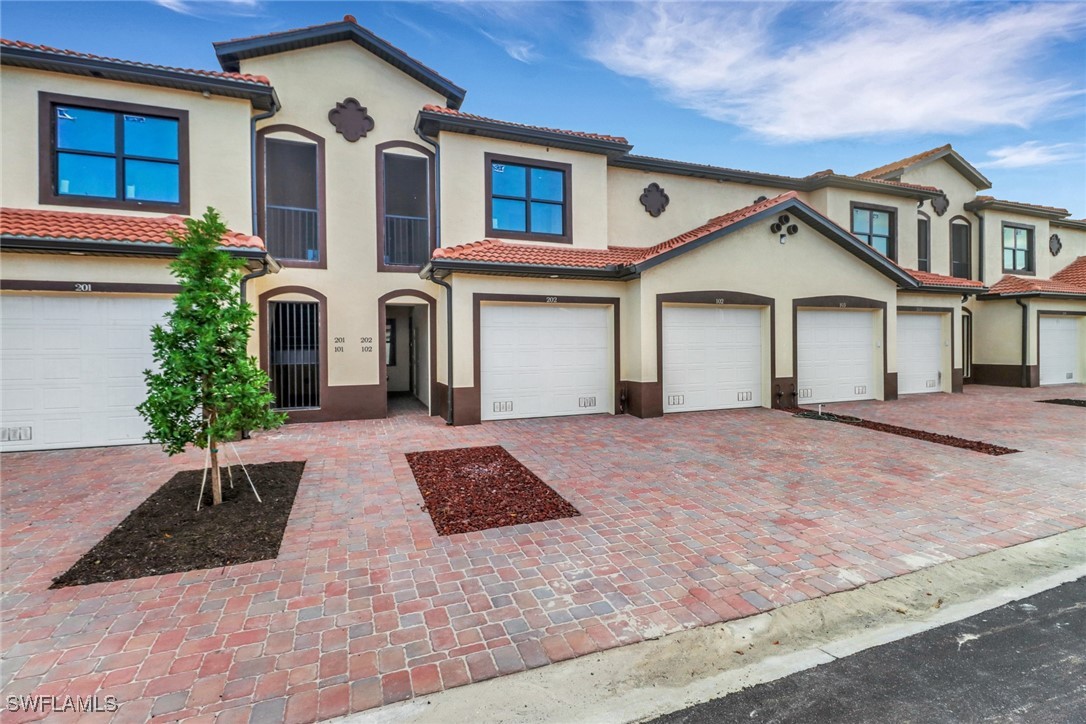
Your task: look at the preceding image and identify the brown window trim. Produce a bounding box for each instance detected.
[1001,221,1036,276]
[256,124,327,270]
[949,215,973,280]
[917,211,931,272]
[38,91,190,214]
[484,152,572,244]
[257,285,329,415]
[849,201,897,261]
[376,140,436,273]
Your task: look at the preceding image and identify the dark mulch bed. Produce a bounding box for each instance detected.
[782,409,1019,456]
[1038,399,1086,408]
[51,461,305,588]
[405,445,580,536]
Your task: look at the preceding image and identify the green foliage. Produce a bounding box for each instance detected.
[138,208,285,455]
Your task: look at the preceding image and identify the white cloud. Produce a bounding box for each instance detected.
[480,30,539,63]
[586,1,1086,142]
[152,0,262,17]
[978,141,1082,169]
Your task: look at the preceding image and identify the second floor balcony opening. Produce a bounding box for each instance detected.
[264,137,320,263]
[382,152,431,268]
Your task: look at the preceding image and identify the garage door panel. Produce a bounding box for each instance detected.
[1040,316,1081,385]
[1,294,171,451]
[797,310,875,404]
[481,304,613,421]
[898,314,943,395]
[662,306,763,413]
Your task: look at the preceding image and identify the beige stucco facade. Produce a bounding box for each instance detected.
[2,18,1082,443]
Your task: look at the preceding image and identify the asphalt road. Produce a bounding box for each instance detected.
[650,577,1086,723]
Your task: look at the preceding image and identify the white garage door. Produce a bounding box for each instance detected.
[1039,316,1081,385]
[1,294,172,451]
[797,310,875,404]
[480,304,613,421]
[897,314,944,395]
[662,306,762,413]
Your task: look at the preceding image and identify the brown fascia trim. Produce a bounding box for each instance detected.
[964,198,1069,220]
[0,279,180,294]
[906,285,988,295]
[425,259,635,281]
[3,47,279,110]
[612,155,943,200]
[977,291,1086,301]
[425,198,920,287]
[1051,218,1086,231]
[1,235,269,262]
[876,148,992,191]
[417,110,633,159]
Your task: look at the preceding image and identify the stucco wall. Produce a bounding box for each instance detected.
[897,159,982,279]
[605,167,790,248]
[0,253,176,285]
[0,67,253,231]
[976,211,1054,287]
[637,221,899,391]
[242,41,448,390]
[438,134,610,249]
[814,187,917,273]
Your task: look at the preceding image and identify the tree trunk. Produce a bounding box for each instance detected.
[209,438,223,506]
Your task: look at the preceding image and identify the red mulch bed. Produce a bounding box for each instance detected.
[1038,399,1086,408]
[51,461,305,588]
[781,409,1019,456]
[405,445,580,536]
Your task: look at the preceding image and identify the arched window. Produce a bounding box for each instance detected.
[917,211,931,272]
[257,125,326,267]
[376,141,435,271]
[949,216,971,279]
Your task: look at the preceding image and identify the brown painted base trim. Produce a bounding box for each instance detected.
[972,364,1039,388]
[283,384,385,424]
[436,382,483,426]
[772,377,797,409]
[951,368,964,393]
[623,381,662,419]
[1,279,180,294]
[884,372,898,401]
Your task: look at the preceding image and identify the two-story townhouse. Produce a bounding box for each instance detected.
[0,40,279,451]
[2,15,1082,452]
[856,145,1086,388]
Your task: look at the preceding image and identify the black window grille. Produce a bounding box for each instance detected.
[268,301,320,409]
[264,138,320,262]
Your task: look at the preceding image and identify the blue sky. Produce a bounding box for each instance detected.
[5,1,1085,216]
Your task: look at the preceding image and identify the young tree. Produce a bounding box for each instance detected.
[138,208,285,506]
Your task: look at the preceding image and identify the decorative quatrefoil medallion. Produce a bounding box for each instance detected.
[1049,233,1062,257]
[639,182,670,217]
[931,194,950,217]
[328,98,375,142]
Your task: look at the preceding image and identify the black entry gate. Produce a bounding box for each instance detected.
[268,301,320,409]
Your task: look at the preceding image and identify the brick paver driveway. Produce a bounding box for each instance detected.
[2,386,1083,722]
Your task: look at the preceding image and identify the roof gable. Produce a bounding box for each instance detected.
[428,193,918,288]
[214,16,465,109]
[858,144,991,191]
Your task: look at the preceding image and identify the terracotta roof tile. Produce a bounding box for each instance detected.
[987,273,1086,297]
[1051,256,1086,287]
[1,38,271,85]
[0,208,264,250]
[904,269,986,289]
[433,193,799,269]
[857,145,952,179]
[421,105,628,145]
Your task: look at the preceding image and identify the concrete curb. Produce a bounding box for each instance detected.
[338,527,1086,724]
